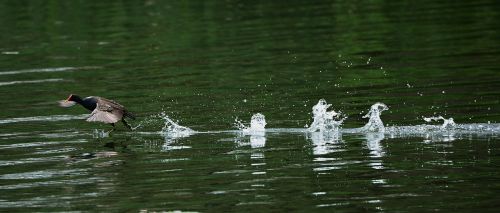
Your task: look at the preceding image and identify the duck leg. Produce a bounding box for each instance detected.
[107,123,116,133]
[122,119,132,130]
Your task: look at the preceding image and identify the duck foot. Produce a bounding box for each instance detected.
[107,123,116,133]
[122,119,133,131]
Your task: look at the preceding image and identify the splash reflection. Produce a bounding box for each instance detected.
[308,131,344,173]
[163,135,191,151]
[364,132,386,170]
[365,132,385,158]
[308,131,343,156]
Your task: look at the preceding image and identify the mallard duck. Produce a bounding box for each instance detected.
[59,94,135,130]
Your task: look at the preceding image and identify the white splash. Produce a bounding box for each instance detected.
[236,113,267,134]
[234,117,246,131]
[250,113,266,132]
[361,103,388,132]
[423,116,456,129]
[382,115,500,141]
[160,114,195,138]
[308,99,344,133]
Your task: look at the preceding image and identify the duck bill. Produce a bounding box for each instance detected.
[58,100,76,107]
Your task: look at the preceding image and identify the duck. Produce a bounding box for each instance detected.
[59,94,135,130]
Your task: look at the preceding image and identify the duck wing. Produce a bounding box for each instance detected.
[85,98,124,124]
[96,97,125,110]
[98,97,136,120]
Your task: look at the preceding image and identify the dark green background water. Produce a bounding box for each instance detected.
[1,0,500,212]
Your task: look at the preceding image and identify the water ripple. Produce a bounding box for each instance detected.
[0,114,87,124]
[0,168,87,180]
[0,78,64,86]
[0,139,86,150]
[0,66,101,75]
[0,177,103,190]
[0,156,62,167]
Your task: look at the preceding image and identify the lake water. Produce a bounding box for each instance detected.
[1,1,500,212]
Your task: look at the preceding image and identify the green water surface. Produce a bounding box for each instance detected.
[1,0,500,212]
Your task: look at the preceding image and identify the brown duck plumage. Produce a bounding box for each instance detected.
[59,94,135,130]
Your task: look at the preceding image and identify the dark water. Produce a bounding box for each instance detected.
[1,0,500,212]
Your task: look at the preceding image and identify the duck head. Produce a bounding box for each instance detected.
[58,94,81,107]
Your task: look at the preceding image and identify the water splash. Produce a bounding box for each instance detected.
[361,103,388,132]
[249,113,266,132]
[423,116,456,129]
[126,113,162,131]
[233,114,267,150]
[97,103,500,144]
[234,117,246,131]
[308,99,344,133]
[383,115,500,141]
[235,113,267,134]
[159,113,195,138]
[129,112,195,137]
